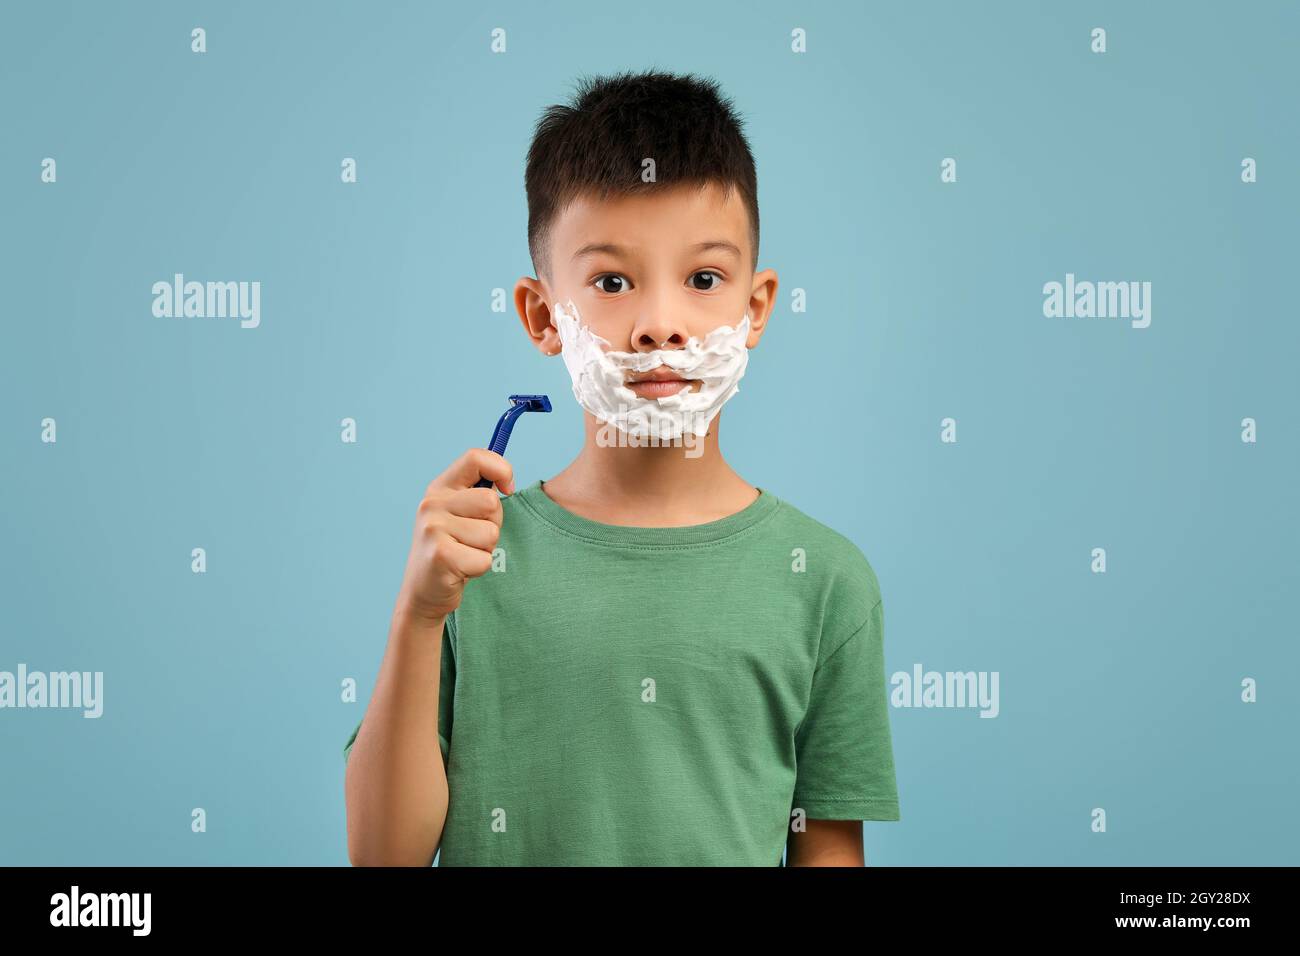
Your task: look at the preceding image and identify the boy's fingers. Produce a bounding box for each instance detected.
[446,488,504,526]
[433,448,514,494]
[444,514,501,551]
[432,533,494,580]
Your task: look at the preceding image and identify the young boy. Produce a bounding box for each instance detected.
[343,70,900,867]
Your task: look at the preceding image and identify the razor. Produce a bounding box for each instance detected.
[473,394,552,489]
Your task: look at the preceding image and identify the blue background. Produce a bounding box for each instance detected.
[1,0,1296,865]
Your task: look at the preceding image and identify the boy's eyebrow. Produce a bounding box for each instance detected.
[690,240,742,259]
[570,240,741,262]
[571,242,628,262]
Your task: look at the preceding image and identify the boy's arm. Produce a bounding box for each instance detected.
[344,449,511,866]
[786,819,865,866]
[344,600,450,867]
[788,594,900,867]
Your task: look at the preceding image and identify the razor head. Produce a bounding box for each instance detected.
[508,394,552,413]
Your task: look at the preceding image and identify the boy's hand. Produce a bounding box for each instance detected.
[398,448,514,622]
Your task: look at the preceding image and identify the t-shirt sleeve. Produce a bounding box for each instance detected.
[343,611,457,766]
[791,598,900,821]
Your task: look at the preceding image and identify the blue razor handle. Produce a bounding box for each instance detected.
[473,394,552,489]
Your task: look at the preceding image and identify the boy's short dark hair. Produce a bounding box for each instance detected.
[525,69,760,282]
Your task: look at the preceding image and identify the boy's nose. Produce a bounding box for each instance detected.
[629,316,688,352]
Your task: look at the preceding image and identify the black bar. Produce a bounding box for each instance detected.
[0,865,1282,940]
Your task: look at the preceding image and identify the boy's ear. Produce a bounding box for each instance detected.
[745,268,779,348]
[515,276,562,356]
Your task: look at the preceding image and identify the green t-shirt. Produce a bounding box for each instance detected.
[344,479,900,865]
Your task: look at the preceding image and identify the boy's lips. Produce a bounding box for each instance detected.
[626,368,699,397]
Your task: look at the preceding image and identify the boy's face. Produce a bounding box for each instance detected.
[516,180,777,402]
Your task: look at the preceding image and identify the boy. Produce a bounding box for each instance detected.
[343,70,900,866]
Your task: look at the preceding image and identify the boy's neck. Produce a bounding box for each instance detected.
[539,412,759,527]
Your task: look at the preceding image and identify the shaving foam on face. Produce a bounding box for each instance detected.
[553,298,751,440]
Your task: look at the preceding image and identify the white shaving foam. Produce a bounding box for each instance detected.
[553,298,751,440]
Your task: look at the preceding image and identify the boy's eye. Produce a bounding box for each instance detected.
[594,274,630,294]
[689,271,722,291]
[593,271,722,293]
